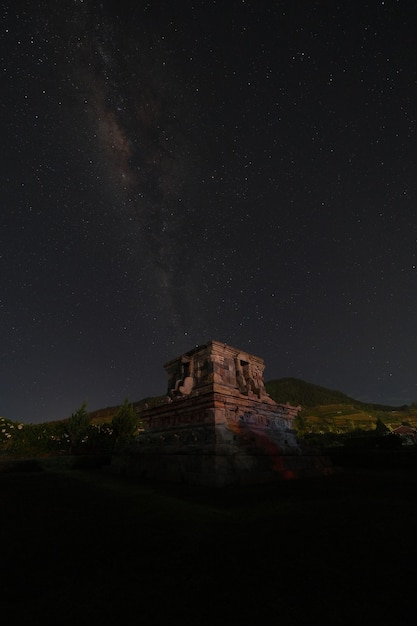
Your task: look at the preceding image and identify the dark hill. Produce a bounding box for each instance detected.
[265,377,403,411]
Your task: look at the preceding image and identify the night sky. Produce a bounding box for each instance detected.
[2,0,417,424]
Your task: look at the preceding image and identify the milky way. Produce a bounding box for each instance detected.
[59,1,205,339]
[2,0,417,422]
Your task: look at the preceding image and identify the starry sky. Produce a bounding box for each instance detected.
[2,0,417,423]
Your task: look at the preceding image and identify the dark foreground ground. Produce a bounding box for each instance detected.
[1,463,417,626]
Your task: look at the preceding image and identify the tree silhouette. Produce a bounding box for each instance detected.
[112,399,141,447]
[66,402,91,454]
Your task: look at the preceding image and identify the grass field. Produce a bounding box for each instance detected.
[1,465,416,625]
[298,402,417,433]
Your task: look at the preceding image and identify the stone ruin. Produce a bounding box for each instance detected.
[112,340,331,486]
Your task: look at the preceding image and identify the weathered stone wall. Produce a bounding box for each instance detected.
[164,340,273,401]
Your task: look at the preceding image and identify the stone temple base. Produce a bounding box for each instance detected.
[111,388,332,487]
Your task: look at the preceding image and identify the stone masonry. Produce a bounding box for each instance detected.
[112,340,331,486]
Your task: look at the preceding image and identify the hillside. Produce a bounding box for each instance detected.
[265,377,357,408]
[88,396,166,424]
[265,377,405,410]
[265,377,417,434]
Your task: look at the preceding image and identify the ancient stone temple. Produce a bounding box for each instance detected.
[113,340,330,486]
